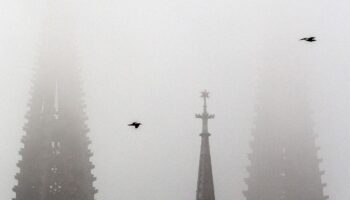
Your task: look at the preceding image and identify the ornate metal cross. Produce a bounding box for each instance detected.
[196,90,215,135]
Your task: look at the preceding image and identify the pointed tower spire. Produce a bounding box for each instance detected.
[195,90,215,200]
[12,2,97,200]
[244,66,328,200]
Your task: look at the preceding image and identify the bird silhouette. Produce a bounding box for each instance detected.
[300,37,316,42]
[128,122,142,129]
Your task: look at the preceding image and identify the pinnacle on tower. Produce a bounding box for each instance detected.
[195,90,215,200]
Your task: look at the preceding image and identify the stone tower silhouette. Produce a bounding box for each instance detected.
[243,66,328,200]
[12,2,97,200]
[195,90,215,200]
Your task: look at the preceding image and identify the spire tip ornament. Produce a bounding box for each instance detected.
[201,90,210,98]
[196,90,215,135]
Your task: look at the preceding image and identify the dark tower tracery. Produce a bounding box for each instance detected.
[12,3,97,200]
[195,90,215,200]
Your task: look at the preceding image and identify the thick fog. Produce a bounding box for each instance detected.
[1,1,350,200]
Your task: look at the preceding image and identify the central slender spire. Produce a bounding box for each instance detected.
[195,90,215,200]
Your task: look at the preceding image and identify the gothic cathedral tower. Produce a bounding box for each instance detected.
[12,2,97,200]
[244,65,328,200]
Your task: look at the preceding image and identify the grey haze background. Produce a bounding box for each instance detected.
[1,0,350,200]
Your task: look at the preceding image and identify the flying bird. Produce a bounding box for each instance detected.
[300,37,316,42]
[128,122,142,129]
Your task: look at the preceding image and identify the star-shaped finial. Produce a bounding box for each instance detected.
[201,90,210,98]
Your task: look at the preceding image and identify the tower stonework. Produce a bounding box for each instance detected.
[195,90,215,200]
[244,66,328,200]
[12,3,97,200]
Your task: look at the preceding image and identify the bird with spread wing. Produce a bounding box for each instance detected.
[128,122,142,129]
[300,37,316,42]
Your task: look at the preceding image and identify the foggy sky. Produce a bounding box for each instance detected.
[1,1,350,200]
